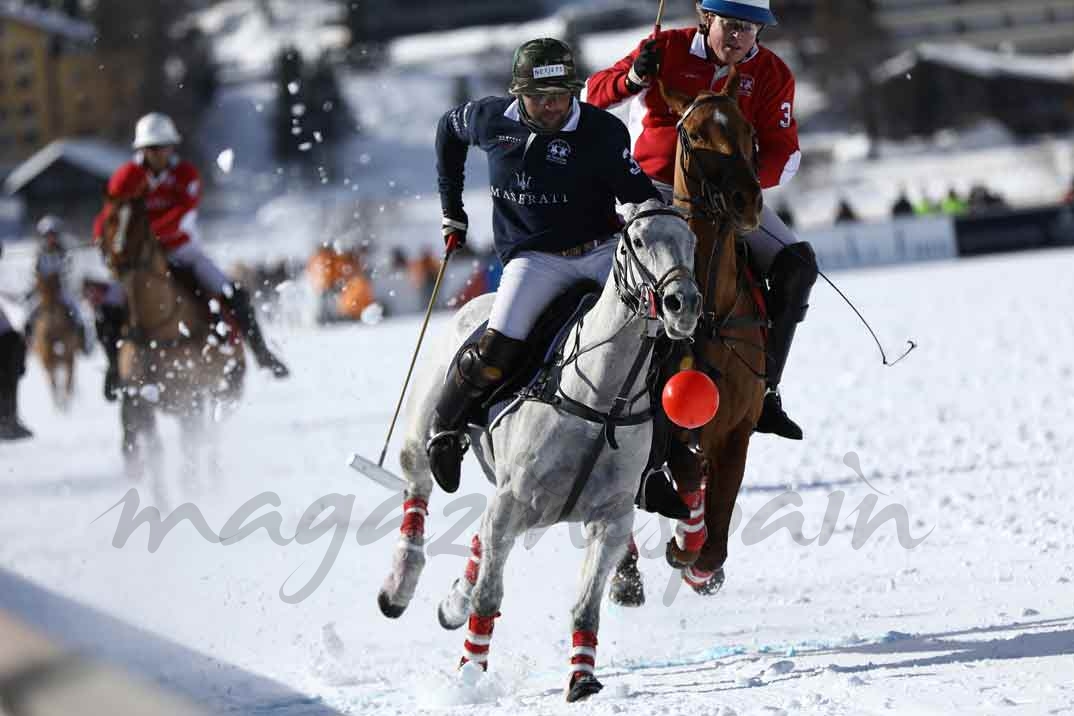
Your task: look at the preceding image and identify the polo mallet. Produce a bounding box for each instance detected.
[654,0,666,34]
[371,235,460,470]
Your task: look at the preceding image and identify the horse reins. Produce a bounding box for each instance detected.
[552,207,697,521]
[106,201,203,343]
[670,96,770,381]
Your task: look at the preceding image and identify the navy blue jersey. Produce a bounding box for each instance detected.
[436,96,660,264]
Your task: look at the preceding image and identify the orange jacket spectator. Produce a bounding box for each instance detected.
[337,275,375,319]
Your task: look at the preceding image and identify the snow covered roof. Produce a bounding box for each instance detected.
[874,42,1074,84]
[0,1,95,43]
[3,138,128,195]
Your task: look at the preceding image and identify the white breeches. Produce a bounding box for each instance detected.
[487,240,616,340]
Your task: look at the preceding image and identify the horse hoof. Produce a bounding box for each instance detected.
[665,539,699,569]
[608,566,645,607]
[565,673,603,702]
[684,566,725,596]
[437,603,465,630]
[437,578,472,630]
[377,591,407,619]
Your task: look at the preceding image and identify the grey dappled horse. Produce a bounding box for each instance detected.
[379,199,701,701]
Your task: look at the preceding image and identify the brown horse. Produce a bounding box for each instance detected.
[612,69,768,602]
[96,195,245,486]
[30,271,83,410]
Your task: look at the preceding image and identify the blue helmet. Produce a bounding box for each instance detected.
[698,0,778,26]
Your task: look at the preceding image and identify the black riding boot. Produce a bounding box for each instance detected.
[427,329,527,493]
[0,329,32,441]
[755,242,818,440]
[225,286,289,378]
[95,303,126,402]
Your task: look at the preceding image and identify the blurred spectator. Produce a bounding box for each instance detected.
[307,242,338,295]
[775,202,796,229]
[408,249,439,307]
[967,184,1007,213]
[834,198,859,224]
[939,187,968,215]
[891,187,914,216]
[1064,177,1074,205]
[337,272,376,320]
[307,242,368,324]
[453,258,491,308]
[914,188,938,215]
[389,247,408,272]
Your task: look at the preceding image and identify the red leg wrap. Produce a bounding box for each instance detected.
[460,612,498,671]
[569,630,598,678]
[400,496,427,538]
[675,488,707,552]
[683,565,715,588]
[464,534,482,585]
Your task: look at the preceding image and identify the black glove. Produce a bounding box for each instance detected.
[442,208,468,252]
[628,39,661,92]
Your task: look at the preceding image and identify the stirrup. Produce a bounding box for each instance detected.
[426,429,471,455]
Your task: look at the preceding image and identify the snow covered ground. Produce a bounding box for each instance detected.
[2,245,1074,714]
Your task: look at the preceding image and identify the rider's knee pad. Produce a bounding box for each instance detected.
[768,242,818,322]
[456,329,527,391]
[456,344,496,390]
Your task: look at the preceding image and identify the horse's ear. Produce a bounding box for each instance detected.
[620,202,638,223]
[723,64,741,100]
[657,79,696,117]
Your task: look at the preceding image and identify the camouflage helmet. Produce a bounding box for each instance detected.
[508,38,585,96]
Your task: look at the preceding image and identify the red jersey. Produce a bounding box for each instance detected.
[94,157,202,252]
[584,28,800,190]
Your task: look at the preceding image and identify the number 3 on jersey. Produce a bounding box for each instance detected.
[779,101,792,129]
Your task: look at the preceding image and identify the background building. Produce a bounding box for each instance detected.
[0,3,141,168]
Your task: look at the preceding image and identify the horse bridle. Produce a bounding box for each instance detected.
[612,206,697,325]
[674,96,770,381]
[102,198,191,340]
[553,206,697,521]
[673,95,760,223]
[105,200,156,276]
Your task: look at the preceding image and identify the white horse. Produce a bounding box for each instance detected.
[379,199,701,701]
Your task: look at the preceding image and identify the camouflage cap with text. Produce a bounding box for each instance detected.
[508,38,585,96]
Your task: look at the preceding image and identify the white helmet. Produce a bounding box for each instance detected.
[36,215,63,236]
[132,112,182,149]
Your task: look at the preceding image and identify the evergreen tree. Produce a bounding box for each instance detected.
[342,0,378,68]
[272,46,308,163]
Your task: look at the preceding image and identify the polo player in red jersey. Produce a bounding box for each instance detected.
[93,112,288,401]
[586,0,818,440]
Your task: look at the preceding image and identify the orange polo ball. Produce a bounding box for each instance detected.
[661,370,720,429]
